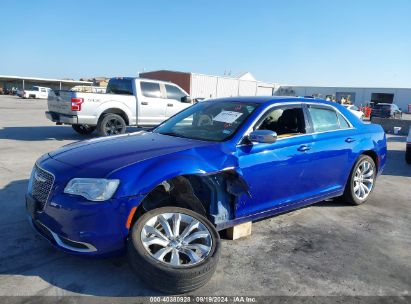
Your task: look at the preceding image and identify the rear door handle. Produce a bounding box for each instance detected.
[298,145,311,152]
[345,137,356,143]
[141,101,148,105]
[167,103,174,107]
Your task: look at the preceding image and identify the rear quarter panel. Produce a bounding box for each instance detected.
[350,122,387,176]
[324,103,386,184]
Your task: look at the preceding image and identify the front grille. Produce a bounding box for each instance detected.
[30,164,54,210]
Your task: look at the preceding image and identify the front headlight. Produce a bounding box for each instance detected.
[64,178,120,201]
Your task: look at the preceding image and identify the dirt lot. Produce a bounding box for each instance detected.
[0,95,410,298]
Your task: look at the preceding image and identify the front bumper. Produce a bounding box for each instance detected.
[26,191,144,257]
[45,111,78,124]
[29,215,97,253]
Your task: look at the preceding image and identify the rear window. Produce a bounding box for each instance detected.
[106,79,133,95]
[308,106,340,132]
[374,104,391,110]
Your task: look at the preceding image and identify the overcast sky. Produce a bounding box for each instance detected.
[1,0,410,87]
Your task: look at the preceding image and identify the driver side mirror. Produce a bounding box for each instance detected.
[248,130,277,144]
[181,96,192,103]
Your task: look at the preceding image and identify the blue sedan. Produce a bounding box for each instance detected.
[26,97,386,293]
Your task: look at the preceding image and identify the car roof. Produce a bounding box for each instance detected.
[203,96,337,107]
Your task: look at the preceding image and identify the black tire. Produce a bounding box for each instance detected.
[406,146,411,164]
[72,124,96,135]
[127,207,220,294]
[97,113,126,136]
[342,155,377,205]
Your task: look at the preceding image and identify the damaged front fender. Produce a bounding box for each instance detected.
[108,145,251,226]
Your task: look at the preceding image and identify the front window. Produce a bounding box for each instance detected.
[255,106,306,138]
[165,84,186,101]
[154,101,259,141]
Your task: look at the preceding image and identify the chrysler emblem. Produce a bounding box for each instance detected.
[34,172,47,183]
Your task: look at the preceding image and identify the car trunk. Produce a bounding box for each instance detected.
[372,105,391,117]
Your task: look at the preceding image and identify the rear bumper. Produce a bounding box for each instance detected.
[45,111,78,124]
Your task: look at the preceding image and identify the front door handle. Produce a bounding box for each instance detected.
[167,103,174,107]
[298,145,311,152]
[141,101,148,105]
[345,137,356,143]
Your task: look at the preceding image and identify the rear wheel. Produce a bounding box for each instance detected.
[342,155,376,205]
[72,124,96,135]
[127,207,220,293]
[97,113,126,136]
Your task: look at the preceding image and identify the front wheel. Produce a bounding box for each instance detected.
[342,155,377,205]
[97,113,126,136]
[127,207,220,293]
[72,124,96,135]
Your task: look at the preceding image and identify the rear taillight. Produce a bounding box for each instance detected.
[71,98,84,111]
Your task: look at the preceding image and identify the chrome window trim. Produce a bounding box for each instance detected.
[237,101,354,146]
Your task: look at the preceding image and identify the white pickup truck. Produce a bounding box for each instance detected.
[46,77,193,136]
[22,86,52,99]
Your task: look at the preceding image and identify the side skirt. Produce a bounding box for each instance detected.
[216,189,343,231]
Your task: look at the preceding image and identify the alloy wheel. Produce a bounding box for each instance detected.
[140,212,213,267]
[105,119,123,135]
[353,160,374,200]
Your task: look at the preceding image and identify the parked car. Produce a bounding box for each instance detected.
[26,97,386,293]
[46,77,193,136]
[370,103,402,119]
[343,104,364,120]
[406,127,411,164]
[22,86,52,99]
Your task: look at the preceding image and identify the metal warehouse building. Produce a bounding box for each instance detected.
[276,85,411,112]
[0,75,92,91]
[140,70,280,99]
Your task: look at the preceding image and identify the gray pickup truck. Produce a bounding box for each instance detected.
[46,77,193,136]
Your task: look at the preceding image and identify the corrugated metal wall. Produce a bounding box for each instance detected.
[191,74,218,98]
[238,80,257,96]
[191,73,276,98]
[216,77,239,97]
[256,82,274,96]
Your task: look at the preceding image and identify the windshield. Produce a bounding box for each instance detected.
[154,101,259,142]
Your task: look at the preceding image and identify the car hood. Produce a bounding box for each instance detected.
[48,132,216,176]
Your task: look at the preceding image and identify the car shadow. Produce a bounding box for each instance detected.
[0,126,144,141]
[0,179,162,296]
[382,149,411,177]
